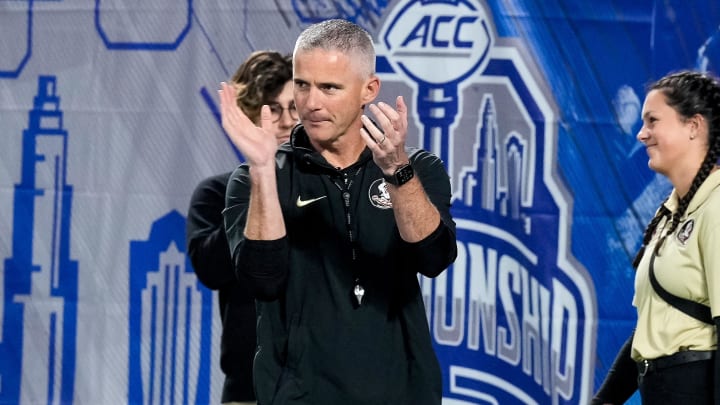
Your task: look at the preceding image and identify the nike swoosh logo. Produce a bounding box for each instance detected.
[296,195,327,208]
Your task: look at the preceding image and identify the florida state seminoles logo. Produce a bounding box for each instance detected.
[676,219,695,245]
[369,179,393,209]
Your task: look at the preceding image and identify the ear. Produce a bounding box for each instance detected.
[361,75,380,105]
[689,113,707,140]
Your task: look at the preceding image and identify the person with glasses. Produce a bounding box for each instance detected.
[186,50,294,405]
[267,102,298,133]
[231,51,297,145]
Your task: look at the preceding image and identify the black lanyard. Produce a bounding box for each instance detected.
[330,166,365,306]
[647,249,712,324]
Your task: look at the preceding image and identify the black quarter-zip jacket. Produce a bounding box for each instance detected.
[224,125,457,405]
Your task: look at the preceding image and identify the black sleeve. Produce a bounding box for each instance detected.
[591,332,638,405]
[235,237,289,301]
[714,317,720,405]
[224,165,290,301]
[186,173,235,290]
[401,220,456,278]
[404,150,457,278]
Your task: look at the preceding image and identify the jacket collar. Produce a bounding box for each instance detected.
[288,125,373,172]
[664,169,720,215]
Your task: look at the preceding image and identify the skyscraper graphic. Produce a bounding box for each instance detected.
[505,134,526,220]
[461,94,529,225]
[128,211,213,405]
[475,94,499,211]
[1,76,79,404]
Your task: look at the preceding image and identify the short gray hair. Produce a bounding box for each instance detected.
[293,19,376,78]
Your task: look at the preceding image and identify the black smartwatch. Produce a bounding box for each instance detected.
[383,163,414,186]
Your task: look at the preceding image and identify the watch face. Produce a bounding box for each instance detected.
[383,163,414,186]
[395,165,413,184]
[395,164,414,185]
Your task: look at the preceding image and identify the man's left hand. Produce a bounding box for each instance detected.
[360,96,410,175]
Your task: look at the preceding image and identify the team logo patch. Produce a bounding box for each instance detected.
[369,178,393,209]
[676,219,695,245]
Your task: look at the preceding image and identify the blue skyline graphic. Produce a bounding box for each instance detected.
[1,75,79,404]
[128,211,213,405]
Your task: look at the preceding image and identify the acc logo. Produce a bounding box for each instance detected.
[380,0,492,85]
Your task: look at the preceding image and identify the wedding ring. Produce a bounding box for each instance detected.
[378,135,386,145]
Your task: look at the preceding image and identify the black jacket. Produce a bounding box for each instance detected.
[224,125,457,405]
[186,172,256,403]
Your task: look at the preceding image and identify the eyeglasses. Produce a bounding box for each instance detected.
[268,103,298,123]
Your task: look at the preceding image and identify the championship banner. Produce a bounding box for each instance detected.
[1,0,719,404]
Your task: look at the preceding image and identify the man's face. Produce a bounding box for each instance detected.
[293,49,378,144]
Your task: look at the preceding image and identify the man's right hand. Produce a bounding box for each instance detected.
[219,82,279,170]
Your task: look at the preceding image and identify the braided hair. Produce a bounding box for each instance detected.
[632,71,720,268]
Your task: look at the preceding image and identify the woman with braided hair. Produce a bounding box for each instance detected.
[593,70,720,404]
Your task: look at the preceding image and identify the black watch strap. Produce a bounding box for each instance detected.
[383,163,414,186]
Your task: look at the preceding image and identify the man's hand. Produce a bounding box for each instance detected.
[219,82,279,170]
[360,95,410,175]
[360,95,442,243]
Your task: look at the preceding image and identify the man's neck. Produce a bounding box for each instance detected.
[321,141,366,169]
[312,129,367,169]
